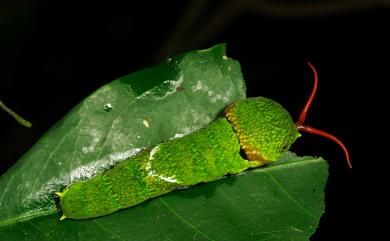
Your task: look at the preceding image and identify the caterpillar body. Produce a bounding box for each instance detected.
[56,63,351,220]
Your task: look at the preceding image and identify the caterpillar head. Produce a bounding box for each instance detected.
[225,97,300,164]
[225,62,352,168]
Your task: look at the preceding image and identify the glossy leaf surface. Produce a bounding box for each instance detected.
[0,45,327,241]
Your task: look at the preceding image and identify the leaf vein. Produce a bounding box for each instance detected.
[93,220,126,241]
[160,199,216,241]
[253,158,323,173]
[218,188,264,229]
[26,221,56,241]
[0,175,14,203]
[96,111,122,157]
[264,171,317,220]
[33,118,83,191]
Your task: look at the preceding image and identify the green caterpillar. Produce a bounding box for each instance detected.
[56,63,351,220]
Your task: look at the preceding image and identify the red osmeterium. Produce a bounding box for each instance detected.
[296,62,352,169]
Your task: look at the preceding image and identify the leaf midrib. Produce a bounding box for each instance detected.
[250,158,323,173]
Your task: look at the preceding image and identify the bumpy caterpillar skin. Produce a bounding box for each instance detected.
[57,97,300,220]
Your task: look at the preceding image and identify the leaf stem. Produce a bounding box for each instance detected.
[0,99,32,128]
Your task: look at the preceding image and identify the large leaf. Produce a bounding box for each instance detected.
[0,44,328,240]
[1,153,327,241]
[0,44,245,225]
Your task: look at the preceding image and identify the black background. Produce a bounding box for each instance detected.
[1,0,383,240]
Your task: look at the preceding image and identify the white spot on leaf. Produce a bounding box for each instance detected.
[81,128,102,153]
[136,76,183,101]
[191,81,231,103]
[143,119,150,128]
[192,81,208,92]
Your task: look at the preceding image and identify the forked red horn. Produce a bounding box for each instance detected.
[296,62,352,168]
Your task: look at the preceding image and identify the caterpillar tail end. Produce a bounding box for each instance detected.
[55,192,66,220]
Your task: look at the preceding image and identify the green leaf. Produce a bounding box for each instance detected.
[1,153,327,241]
[0,44,328,241]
